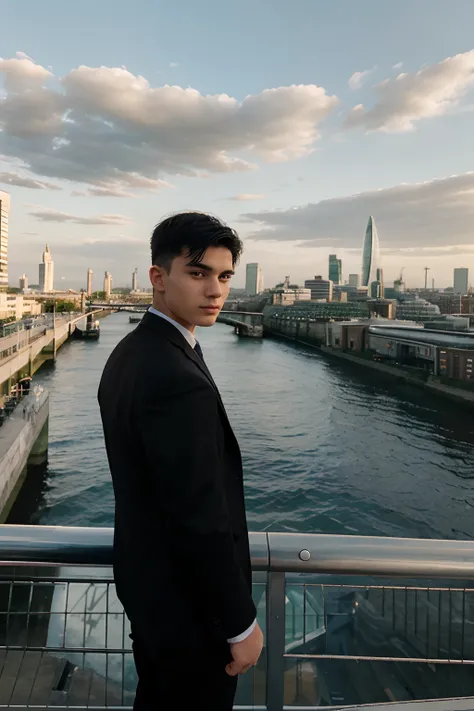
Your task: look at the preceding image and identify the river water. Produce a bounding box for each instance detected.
[8,312,474,540]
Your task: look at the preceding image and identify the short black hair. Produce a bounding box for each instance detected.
[150,212,243,271]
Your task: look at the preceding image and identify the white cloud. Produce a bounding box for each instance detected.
[169,62,179,68]
[29,207,132,225]
[393,62,403,70]
[346,49,474,132]
[0,170,60,190]
[348,67,375,90]
[241,171,474,249]
[0,55,338,195]
[228,193,266,201]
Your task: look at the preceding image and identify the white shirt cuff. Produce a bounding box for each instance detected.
[227,618,257,644]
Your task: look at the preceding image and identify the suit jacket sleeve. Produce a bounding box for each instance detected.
[136,377,256,640]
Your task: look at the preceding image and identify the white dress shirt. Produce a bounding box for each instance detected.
[147,307,257,644]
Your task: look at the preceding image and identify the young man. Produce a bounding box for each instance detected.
[98,212,263,709]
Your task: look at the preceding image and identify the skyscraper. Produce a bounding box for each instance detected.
[361,216,380,287]
[19,274,28,291]
[376,267,385,297]
[349,274,360,288]
[132,268,138,292]
[245,263,263,296]
[104,271,112,300]
[0,191,10,290]
[39,244,54,292]
[454,268,469,295]
[328,254,342,285]
[87,268,93,296]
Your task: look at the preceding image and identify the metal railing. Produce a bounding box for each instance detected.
[0,527,473,709]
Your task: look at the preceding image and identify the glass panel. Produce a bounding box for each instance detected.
[233,575,266,708]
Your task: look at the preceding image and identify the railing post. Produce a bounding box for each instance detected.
[266,570,286,711]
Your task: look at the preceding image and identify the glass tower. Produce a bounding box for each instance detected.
[361,216,380,287]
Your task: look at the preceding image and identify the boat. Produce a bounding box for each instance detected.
[129,315,142,324]
[73,318,100,340]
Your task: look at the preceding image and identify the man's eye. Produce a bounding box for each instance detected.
[191,272,204,278]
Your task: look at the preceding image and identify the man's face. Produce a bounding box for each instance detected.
[150,246,234,330]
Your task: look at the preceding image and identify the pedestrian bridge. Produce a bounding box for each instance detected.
[0,527,473,709]
[217,311,264,337]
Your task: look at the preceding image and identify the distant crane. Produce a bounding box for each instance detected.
[424,267,430,291]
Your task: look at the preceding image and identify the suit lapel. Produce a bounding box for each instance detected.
[139,311,232,423]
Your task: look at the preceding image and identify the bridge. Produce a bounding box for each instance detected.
[88,305,264,337]
[88,303,149,312]
[217,310,264,337]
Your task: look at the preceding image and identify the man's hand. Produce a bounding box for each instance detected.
[225,623,264,676]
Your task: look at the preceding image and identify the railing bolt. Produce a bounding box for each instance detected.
[299,549,311,561]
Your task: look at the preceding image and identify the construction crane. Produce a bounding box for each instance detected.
[424,267,430,291]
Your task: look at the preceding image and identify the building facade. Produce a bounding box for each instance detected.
[19,274,28,291]
[271,287,311,306]
[245,263,263,296]
[361,215,380,287]
[0,192,10,290]
[39,244,54,292]
[0,293,42,321]
[87,268,93,297]
[304,276,333,301]
[454,268,469,295]
[328,255,342,285]
[396,298,440,322]
[349,274,360,288]
[132,268,138,292]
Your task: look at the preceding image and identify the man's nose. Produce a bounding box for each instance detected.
[205,278,223,298]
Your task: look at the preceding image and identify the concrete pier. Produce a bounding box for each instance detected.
[0,389,49,522]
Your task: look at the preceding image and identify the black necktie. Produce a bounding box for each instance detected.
[194,341,204,360]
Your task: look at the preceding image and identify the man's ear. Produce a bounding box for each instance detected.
[150,264,166,293]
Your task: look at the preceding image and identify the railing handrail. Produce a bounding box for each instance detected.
[0,526,474,579]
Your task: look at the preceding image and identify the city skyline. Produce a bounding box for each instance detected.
[2,1,474,289]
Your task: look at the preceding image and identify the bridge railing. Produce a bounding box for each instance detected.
[0,527,473,709]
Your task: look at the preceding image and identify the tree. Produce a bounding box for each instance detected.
[91,291,106,300]
[44,299,77,313]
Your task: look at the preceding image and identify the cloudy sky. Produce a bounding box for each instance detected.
[2,0,474,291]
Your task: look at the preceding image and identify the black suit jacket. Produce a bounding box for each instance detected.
[98,311,256,650]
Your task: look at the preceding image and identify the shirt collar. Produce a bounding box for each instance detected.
[147,306,196,349]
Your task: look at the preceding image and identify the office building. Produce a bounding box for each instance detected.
[0,191,10,290]
[245,263,263,296]
[271,276,311,305]
[376,268,384,297]
[328,255,342,285]
[19,274,28,291]
[104,271,112,300]
[349,274,360,289]
[454,268,469,295]
[132,268,138,292]
[0,293,42,320]
[361,216,380,287]
[370,281,382,299]
[304,276,333,301]
[396,297,441,322]
[86,268,93,297]
[39,244,54,292]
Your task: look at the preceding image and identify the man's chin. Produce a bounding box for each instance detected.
[195,311,220,327]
